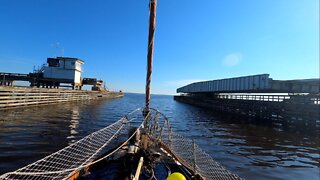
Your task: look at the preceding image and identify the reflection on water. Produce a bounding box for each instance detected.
[68,106,80,144]
[0,93,319,179]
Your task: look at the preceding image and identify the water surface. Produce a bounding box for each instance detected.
[0,93,319,179]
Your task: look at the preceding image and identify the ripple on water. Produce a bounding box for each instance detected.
[0,94,319,180]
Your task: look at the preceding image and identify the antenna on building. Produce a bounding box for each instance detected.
[55,42,60,57]
[61,47,64,57]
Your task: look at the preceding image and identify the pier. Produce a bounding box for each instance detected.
[174,74,320,123]
[0,86,123,110]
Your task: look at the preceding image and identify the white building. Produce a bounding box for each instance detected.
[43,57,84,86]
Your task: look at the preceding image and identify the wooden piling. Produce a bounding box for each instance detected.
[174,94,319,123]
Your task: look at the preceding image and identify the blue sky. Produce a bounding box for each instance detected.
[0,0,318,94]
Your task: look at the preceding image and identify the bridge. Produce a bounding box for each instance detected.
[177,74,319,94]
[174,74,320,123]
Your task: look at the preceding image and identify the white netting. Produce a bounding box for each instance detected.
[167,132,242,179]
[1,108,242,180]
[147,109,243,180]
[0,108,145,180]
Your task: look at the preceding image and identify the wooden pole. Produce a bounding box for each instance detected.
[145,0,157,111]
[2,74,5,86]
[134,157,144,180]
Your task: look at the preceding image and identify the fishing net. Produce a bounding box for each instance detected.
[1,108,242,180]
[0,109,145,180]
[165,132,242,179]
[146,109,243,180]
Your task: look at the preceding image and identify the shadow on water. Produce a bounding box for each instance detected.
[0,93,319,180]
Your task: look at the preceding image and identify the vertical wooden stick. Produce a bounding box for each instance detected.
[145,0,157,111]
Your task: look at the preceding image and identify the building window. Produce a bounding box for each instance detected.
[71,62,75,65]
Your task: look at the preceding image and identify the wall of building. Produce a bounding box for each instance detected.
[42,60,83,84]
[43,67,76,81]
[75,61,83,72]
[74,71,81,84]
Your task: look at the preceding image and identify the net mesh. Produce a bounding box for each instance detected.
[0,109,145,180]
[147,109,243,180]
[0,108,242,180]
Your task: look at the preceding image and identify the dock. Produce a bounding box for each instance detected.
[174,74,319,123]
[0,86,123,110]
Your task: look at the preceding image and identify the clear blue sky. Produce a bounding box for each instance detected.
[0,0,319,94]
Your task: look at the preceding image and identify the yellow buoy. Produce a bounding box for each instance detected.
[166,172,186,180]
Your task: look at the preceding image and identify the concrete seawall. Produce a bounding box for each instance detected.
[0,86,123,110]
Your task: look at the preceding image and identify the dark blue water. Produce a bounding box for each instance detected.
[0,93,319,179]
